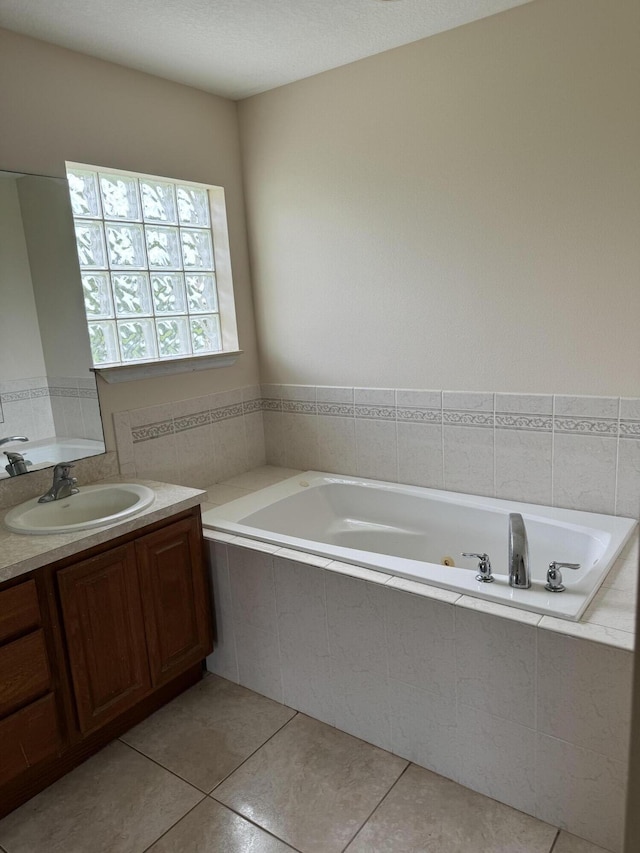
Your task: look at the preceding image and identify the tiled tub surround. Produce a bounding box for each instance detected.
[205,522,639,853]
[113,385,266,489]
[262,386,640,518]
[0,376,103,443]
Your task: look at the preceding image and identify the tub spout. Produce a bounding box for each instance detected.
[508,513,530,589]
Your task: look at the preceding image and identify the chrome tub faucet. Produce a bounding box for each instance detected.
[509,512,531,589]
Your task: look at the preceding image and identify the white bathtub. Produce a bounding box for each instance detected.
[201,472,637,621]
[0,437,105,479]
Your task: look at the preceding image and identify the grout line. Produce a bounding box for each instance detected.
[118,738,211,795]
[547,828,561,852]
[140,798,205,853]
[205,797,304,852]
[550,394,556,507]
[614,396,621,515]
[208,710,299,794]
[339,761,412,852]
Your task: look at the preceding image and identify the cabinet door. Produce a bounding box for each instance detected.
[136,516,212,688]
[57,544,151,733]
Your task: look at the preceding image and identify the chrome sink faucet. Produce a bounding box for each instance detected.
[509,512,531,588]
[38,462,79,503]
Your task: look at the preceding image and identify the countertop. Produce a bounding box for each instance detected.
[0,478,205,584]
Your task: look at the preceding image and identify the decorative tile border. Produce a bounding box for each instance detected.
[554,416,618,436]
[243,398,262,415]
[211,402,244,423]
[262,397,283,412]
[318,402,355,417]
[619,420,640,439]
[443,409,494,428]
[174,411,211,433]
[282,400,317,414]
[131,419,174,443]
[495,413,553,432]
[354,404,396,420]
[397,407,442,424]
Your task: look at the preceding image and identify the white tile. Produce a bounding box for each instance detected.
[234,621,283,704]
[281,384,316,402]
[242,384,261,402]
[204,542,238,682]
[274,548,331,567]
[326,560,392,585]
[330,662,392,752]
[603,554,639,595]
[263,410,285,467]
[456,704,536,816]
[129,402,174,429]
[553,433,617,514]
[210,388,243,409]
[354,387,395,406]
[206,483,254,504]
[385,576,460,604]
[274,557,334,725]
[173,423,216,489]
[231,536,280,554]
[616,438,640,519]
[244,411,267,470]
[539,616,634,652]
[397,422,443,489]
[537,630,633,762]
[316,386,354,404]
[385,588,456,698]
[282,412,318,470]
[396,389,442,409]
[112,411,133,464]
[260,383,282,400]
[455,595,542,626]
[316,415,356,475]
[212,417,248,482]
[387,677,458,781]
[583,586,636,634]
[554,395,619,419]
[355,417,397,482]
[495,428,552,505]
[223,466,301,490]
[325,573,388,675]
[495,393,553,415]
[535,734,627,853]
[443,391,493,411]
[455,607,536,727]
[620,398,640,420]
[132,433,178,484]
[228,545,277,633]
[443,424,494,497]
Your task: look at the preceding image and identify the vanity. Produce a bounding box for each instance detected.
[0,481,213,818]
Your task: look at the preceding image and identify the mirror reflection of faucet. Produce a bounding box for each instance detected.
[1,437,31,477]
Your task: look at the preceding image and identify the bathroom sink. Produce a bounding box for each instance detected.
[4,483,155,535]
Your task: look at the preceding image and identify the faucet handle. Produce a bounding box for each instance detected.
[54,461,76,479]
[462,552,494,583]
[545,560,581,592]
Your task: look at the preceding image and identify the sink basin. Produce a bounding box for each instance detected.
[4,483,155,535]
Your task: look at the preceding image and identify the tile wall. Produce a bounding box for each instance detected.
[112,385,266,489]
[207,539,635,852]
[261,385,640,517]
[0,376,102,442]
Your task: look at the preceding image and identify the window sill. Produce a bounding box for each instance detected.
[93,351,242,384]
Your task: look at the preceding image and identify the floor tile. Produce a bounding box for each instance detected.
[553,831,610,853]
[121,675,296,792]
[213,713,408,853]
[345,763,557,853]
[0,741,202,853]
[147,797,296,852]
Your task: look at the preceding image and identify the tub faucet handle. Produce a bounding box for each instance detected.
[462,552,494,584]
[545,561,581,593]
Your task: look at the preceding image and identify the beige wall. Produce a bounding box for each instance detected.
[0,178,47,381]
[0,27,260,448]
[239,0,640,396]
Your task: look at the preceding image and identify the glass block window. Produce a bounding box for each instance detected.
[66,164,227,366]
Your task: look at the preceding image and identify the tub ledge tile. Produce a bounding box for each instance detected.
[539,616,635,652]
[325,560,393,584]
[455,596,543,626]
[385,576,461,605]
[275,547,332,568]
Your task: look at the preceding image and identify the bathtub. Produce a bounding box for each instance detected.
[201,471,637,621]
[0,437,105,479]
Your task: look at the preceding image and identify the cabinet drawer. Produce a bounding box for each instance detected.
[0,630,51,718]
[0,580,40,644]
[0,693,61,786]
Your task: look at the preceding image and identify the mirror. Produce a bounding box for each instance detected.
[0,169,105,480]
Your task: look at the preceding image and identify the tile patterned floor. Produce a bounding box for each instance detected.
[0,674,612,853]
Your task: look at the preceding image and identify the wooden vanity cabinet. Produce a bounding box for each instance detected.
[0,506,213,818]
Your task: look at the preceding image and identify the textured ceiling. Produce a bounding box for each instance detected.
[0,0,535,100]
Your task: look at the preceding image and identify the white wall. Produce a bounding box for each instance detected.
[239,0,640,396]
[0,27,260,448]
